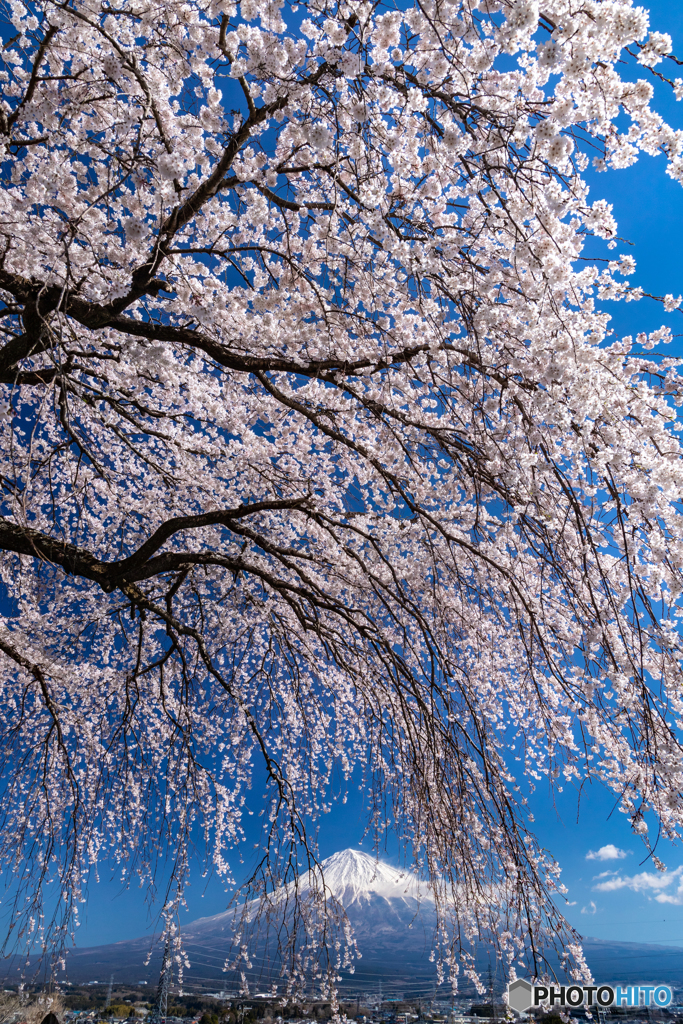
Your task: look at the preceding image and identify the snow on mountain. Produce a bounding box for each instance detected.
[183,848,433,935]
[308,848,434,907]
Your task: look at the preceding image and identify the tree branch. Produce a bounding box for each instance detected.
[0,496,309,590]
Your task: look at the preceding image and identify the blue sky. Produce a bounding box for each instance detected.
[16,0,683,957]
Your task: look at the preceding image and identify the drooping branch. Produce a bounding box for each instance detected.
[0,0,680,993]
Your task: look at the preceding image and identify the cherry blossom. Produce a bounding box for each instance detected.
[0,0,682,999]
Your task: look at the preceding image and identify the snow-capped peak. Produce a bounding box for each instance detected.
[313,848,433,906]
[184,849,433,932]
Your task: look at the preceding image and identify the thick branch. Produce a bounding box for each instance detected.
[0,368,60,385]
[6,26,57,130]
[0,268,431,380]
[89,309,431,378]
[0,496,307,590]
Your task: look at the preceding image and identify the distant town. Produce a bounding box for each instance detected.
[4,984,683,1024]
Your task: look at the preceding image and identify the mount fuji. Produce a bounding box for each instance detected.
[184,849,435,938]
[182,849,439,988]
[10,850,683,996]
[50,850,441,993]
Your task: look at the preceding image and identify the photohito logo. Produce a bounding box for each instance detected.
[507,980,673,1014]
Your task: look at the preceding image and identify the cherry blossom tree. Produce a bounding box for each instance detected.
[1,0,683,996]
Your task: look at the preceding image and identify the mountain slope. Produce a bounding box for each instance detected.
[6,850,683,995]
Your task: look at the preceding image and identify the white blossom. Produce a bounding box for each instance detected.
[638,31,672,67]
[505,0,538,34]
[157,152,186,180]
[305,123,332,151]
[546,133,574,167]
[101,52,122,80]
[123,217,149,242]
[0,0,681,1000]
[610,254,637,276]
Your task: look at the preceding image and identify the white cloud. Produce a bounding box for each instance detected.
[566,901,577,906]
[593,866,683,904]
[586,844,629,861]
[581,901,597,915]
[656,889,683,905]
[592,870,618,879]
